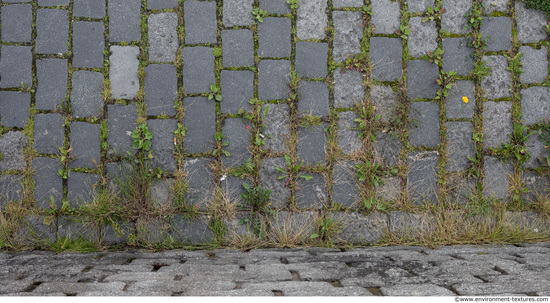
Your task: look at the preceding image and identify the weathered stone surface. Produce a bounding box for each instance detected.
[409,102,440,148]
[442,0,471,34]
[33,157,63,209]
[36,59,67,111]
[521,87,550,126]
[371,85,397,124]
[482,0,507,14]
[296,42,328,78]
[408,18,437,58]
[74,0,105,18]
[408,0,435,12]
[102,222,134,245]
[34,114,64,155]
[298,124,327,165]
[17,216,57,245]
[297,0,327,40]
[371,0,400,34]
[333,0,362,7]
[148,13,178,62]
[0,92,30,128]
[381,283,455,296]
[260,158,290,209]
[446,122,474,172]
[332,162,360,207]
[221,70,253,114]
[376,177,402,202]
[148,119,177,173]
[185,158,214,209]
[370,37,403,82]
[69,122,101,169]
[182,47,215,94]
[298,81,329,117]
[262,104,290,153]
[337,112,362,156]
[258,60,290,100]
[0,132,28,172]
[58,216,99,241]
[184,1,217,45]
[0,46,32,88]
[150,179,174,208]
[270,211,317,242]
[0,175,22,207]
[223,0,253,27]
[110,46,140,100]
[144,64,177,116]
[374,131,401,167]
[171,216,213,244]
[516,2,547,44]
[482,56,511,100]
[107,103,138,156]
[389,211,435,234]
[483,101,512,149]
[296,173,327,209]
[442,38,474,76]
[407,60,439,99]
[108,0,141,42]
[522,172,549,203]
[38,0,68,5]
[446,174,475,205]
[258,18,292,58]
[221,176,251,204]
[148,0,177,9]
[483,156,512,200]
[332,212,388,243]
[67,173,100,207]
[36,9,69,54]
[222,119,251,167]
[407,151,438,204]
[71,71,104,118]
[333,11,362,62]
[519,46,548,85]
[446,80,475,119]
[260,0,291,14]
[182,97,216,154]
[1,4,32,42]
[334,68,363,108]
[222,30,254,68]
[72,22,104,68]
[524,132,547,169]
[480,17,512,52]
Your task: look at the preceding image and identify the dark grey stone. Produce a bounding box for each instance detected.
[446,121,474,172]
[332,162,360,208]
[36,59,67,111]
[374,131,401,166]
[337,112,362,156]
[108,0,141,42]
[184,1,217,45]
[102,222,134,245]
[482,0,507,14]
[522,172,549,203]
[441,0,471,34]
[262,103,290,153]
[38,0,69,5]
[182,97,216,154]
[371,85,397,124]
[17,216,57,245]
[483,156,512,200]
[69,122,101,169]
[407,0,435,12]
[296,42,328,78]
[483,101,512,149]
[516,2,547,44]
[270,211,317,242]
[33,157,63,210]
[1,4,31,42]
[0,131,28,172]
[220,70,253,114]
[67,173,100,207]
[298,124,327,165]
[258,60,290,100]
[0,175,22,207]
[222,30,254,68]
[519,46,548,85]
[442,38,474,76]
[148,0,177,9]
[107,104,138,156]
[71,71,104,118]
[57,216,99,241]
[370,37,403,82]
[408,18,437,58]
[145,64,177,116]
[74,0,105,18]
[222,119,251,168]
[72,22,104,68]
[148,13,178,62]
[258,18,291,58]
[36,9,69,54]
[182,47,215,94]
[259,0,291,14]
[260,157,290,208]
[334,68,363,108]
[521,87,550,126]
[171,216,213,244]
[446,174,475,204]
[333,11,362,62]
[222,176,251,204]
[148,119,177,174]
[185,158,214,209]
[298,81,329,117]
[480,17,512,52]
[296,173,327,209]
[0,46,32,88]
[371,0,400,34]
[150,179,173,208]
[33,114,64,155]
[105,161,134,192]
[407,151,438,204]
[332,212,388,243]
[524,132,547,169]
[297,0,327,40]
[446,80,475,119]
[407,60,439,99]
[376,176,402,201]
[110,46,140,100]
[0,92,30,128]
[409,102,440,148]
[223,0,253,27]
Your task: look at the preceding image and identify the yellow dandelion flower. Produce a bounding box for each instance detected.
[462,96,469,103]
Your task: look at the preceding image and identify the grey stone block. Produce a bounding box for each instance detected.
[408,18,437,58]
[0,46,32,88]
[442,38,474,76]
[374,131,401,166]
[69,122,101,169]
[297,0,327,40]
[332,212,388,243]
[67,173,100,207]
[262,103,290,153]
[33,282,125,296]
[71,71,104,118]
[370,37,403,82]
[107,103,138,156]
[151,179,173,208]
[74,0,105,18]
[483,156,512,200]
[389,211,435,234]
[1,4,31,42]
[407,151,439,204]
[0,92,30,128]
[33,157,63,209]
[337,112,362,156]
[17,216,57,245]
[222,176,251,204]
[333,0,362,7]
[148,0,177,9]
[270,211,317,242]
[296,173,327,209]
[376,176,402,202]
[36,9,69,54]
[58,216,99,241]
[72,22,104,68]
[259,0,291,14]
[407,60,439,99]
[36,59,67,111]
[334,68,363,108]
[482,56,511,100]
[332,162,360,207]
[260,158,290,208]
[480,17,512,52]
[110,46,140,99]
[0,175,22,207]
[0,131,28,172]
[446,174,475,204]
[524,132,547,169]
[106,161,134,192]
[145,64,177,116]
[182,97,216,154]
[441,0,471,34]
[483,101,512,149]
[446,121,474,172]
[185,158,215,209]
[148,13,178,62]
[258,18,292,58]
[222,30,254,68]
[333,11,362,62]
[381,284,455,296]
[371,85,397,124]
[482,0,507,14]
[407,0,435,12]
[184,1,217,45]
[220,70,253,114]
[148,119,177,174]
[108,0,141,42]
[34,114,64,155]
[222,119,251,167]
[522,172,549,203]
[223,0,253,27]
[102,222,134,245]
[296,42,328,78]
[446,80,475,119]
[258,60,290,100]
[371,0,400,34]
[521,87,550,126]
[171,216,213,244]
[516,2,547,44]
[409,102,440,148]
[182,47,215,94]
[298,124,327,165]
[519,46,548,84]
[38,0,68,5]
[298,81,329,118]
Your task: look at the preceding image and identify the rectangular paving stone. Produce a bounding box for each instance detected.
[185,158,214,209]
[0,46,32,88]
[148,13,178,62]
[0,131,28,172]
[220,70,253,114]
[298,81,329,118]
[36,9,69,54]
[521,87,550,125]
[110,46,140,99]
[407,151,439,204]
[480,17,512,52]
[222,30,254,68]
[333,0,362,7]
[107,103,138,156]
[258,60,290,100]
[522,172,549,203]
[0,175,22,207]
[482,0,507,14]
[337,112,362,156]
[333,212,387,244]
[446,174,475,204]
[33,157,63,209]
[0,92,30,128]
[483,101,512,149]
[382,284,454,296]
[333,11,362,62]
[442,38,474,76]
[222,119,251,168]
[148,119,177,174]
[298,123,327,165]
[148,0,178,9]
[69,122,101,169]
[446,80,475,119]
[297,0,327,40]
[36,59,67,111]
[519,46,548,85]
[409,102,440,148]
[260,157,290,208]
[171,216,214,244]
[441,0,471,34]
[73,0,105,18]
[407,60,439,99]
[332,162,360,208]
[371,85,397,124]
[408,0,435,12]
[483,156,512,200]
[516,2,547,44]
[108,0,141,42]
[524,132,546,169]
[33,114,64,155]
[370,37,403,82]
[374,131,401,167]
[259,0,291,14]
[371,0,400,34]
[296,42,328,78]
[262,103,290,153]
[446,121,474,172]
[38,0,69,5]
[145,64,177,116]
[182,97,216,154]
[71,71,104,118]
[1,4,31,42]
[222,176,250,204]
[334,68,364,108]
[184,1,217,45]
[67,172,100,207]
[183,47,215,94]
[72,22,104,68]
[408,18,437,58]
[258,17,292,58]
[223,0,253,27]
[150,178,173,208]
[296,173,327,209]
[376,176,402,202]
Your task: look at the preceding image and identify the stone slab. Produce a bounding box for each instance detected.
[108,0,141,42]
[370,37,403,82]
[374,131,401,167]
[110,46,140,100]
[36,59,68,111]
[151,179,173,208]
[260,157,290,209]
[407,60,439,99]
[71,71,104,118]
[148,13,178,62]
[409,102,440,148]
[297,124,327,165]
[408,18,437,58]
[171,216,213,244]
[258,60,290,100]
[223,0,253,27]
[483,101,512,149]
[446,80,475,119]
[376,176,402,202]
[0,92,30,128]
[334,68,363,108]
[441,0,471,34]
[296,172,327,209]
[480,17,512,52]
[0,46,32,88]
[371,0,400,34]
[107,103,138,156]
[483,156,512,200]
[482,0,507,14]
[34,114,64,155]
[222,30,254,68]
[222,118,251,167]
[522,172,549,203]
[147,119,177,174]
[481,56,511,100]
[67,173,100,207]
[332,162,360,208]
[145,64,177,116]
[220,70,253,114]
[297,0,327,40]
[69,122,101,169]
[298,81,329,118]
[333,11,362,62]
[182,97,216,154]
[296,42,328,78]
[33,157,63,209]
[519,46,548,85]
[0,131,28,172]
[332,212,388,243]
[36,9,69,54]
[407,151,438,204]
[372,85,397,124]
[182,47,215,94]
[72,22,104,68]
[258,18,292,58]
[516,2,547,44]
[442,38,474,76]
[259,0,291,14]
[148,0,177,9]
[524,132,546,169]
[74,0,105,18]
[1,4,32,42]
[337,111,362,156]
[408,0,435,12]
[521,87,550,126]
[185,158,214,209]
[262,103,290,153]
[184,1,217,45]
[333,0,362,7]
[446,121,474,172]
[0,175,22,207]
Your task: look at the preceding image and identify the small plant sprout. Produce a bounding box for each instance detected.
[213,131,230,157]
[287,0,299,9]
[131,123,154,158]
[252,8,267,23]
[208,84,222,101]
[275,155,312,186]
[19,81,35,93]
[395,23,411,39]
[435,70,457,100]
[56,146,74,179]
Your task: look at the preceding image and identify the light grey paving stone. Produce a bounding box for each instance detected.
[371,0,400,34]
[408,18,437,58]
[36,9,69,54]
[107,103,138,156]
[185,158,214,209]
[74,0,105,18]
[483,156,512,200]
[296,172,327,209]
[110,46,140,100]
[453,277,550,295]
[332,212,388,243]
[220,70,253,114]
[442,37,474,76]
[374,131,401,167]
[222,118,251,167]
[446,121,474,172]
[1,4,32,42]
[0,175,22,207]
[446,80,475,119]
[521,87,550,126]
[296,42,328,78]
[0,45,32,88]
[334,68,364,108]
[182,97,216,154]
[483,101,512,149]
[0,131,27,172]
[407,0,435,12]
[72,21,104,68]
[258,17,292,58]
[407,151,438,204]
[376,176,402,202]
[223,0,253,27]
[516,2,547,44]
[333,0,362,7]
[33,157,63,209]
[337,112,362,156]
[371,85,397,124]
[171,216,213,244]
[67,173,100,207]
[148,119,177,173]
[222,30,254,67]
[258,60,290,100]
[519,46,548,85]
[482,56,511,100]
[144,64,177,116]
[297,0,327,40]
[38,0,68,5]
[298,81,329,117]
[522,172,549,203]
[71,71,104,118]
[0,92,30,128]
[260,157,290,208]
[297,123,327,165]
[441,0,471,34]
[33,114,64,155]
[33,282,126,295]
[148,13,178,62]
[262,103,290,153]
[69,122,101,169]
[333,11,362,62]
[370,37,403,82]
[381,283,455,296]
[259,0,291,14]
[148,0,177,9]
[182,47,215,94]
[409,102,440,148]
[184,1,217,45]
[150,179,173,208]
[108,0,141,42]
[389,211,435,237]
[524,132,547,169]
[36,59,67,111]
[407,60,439,99]
[480,17,512,52]
[502,211,549,233]
[332,161,360,207]
[482,0,507,14]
